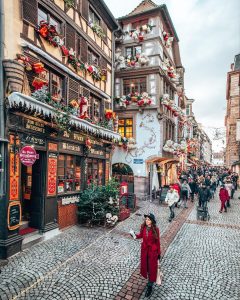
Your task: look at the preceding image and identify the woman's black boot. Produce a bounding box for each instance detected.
[145,285,153,298]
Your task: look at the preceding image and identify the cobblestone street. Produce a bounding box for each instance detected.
[1,191,240,300]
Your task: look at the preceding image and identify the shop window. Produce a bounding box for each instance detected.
[87,48,99,66]
[87,159,104,186]
[38,7,61,33]
[44,68,63,102]
[118,118,133,138]
[125,45,142,57]
[89,7,100,25]
[123,77,146,95]
[58,155,81,193]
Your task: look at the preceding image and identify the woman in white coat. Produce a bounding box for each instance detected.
[165,187,180,222]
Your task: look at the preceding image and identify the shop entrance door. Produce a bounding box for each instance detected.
[20,151,46,232]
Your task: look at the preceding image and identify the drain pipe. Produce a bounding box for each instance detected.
[0,0,8,242]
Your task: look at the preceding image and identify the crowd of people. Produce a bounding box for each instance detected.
[164,166,239,222]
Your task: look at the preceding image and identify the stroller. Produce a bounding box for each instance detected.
[197,205,210,221]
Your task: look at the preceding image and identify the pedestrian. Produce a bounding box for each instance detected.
[198,183,211,209]
[132,213,161,298]
[180,179,191,208]
[188,178,197,202]
[225,179,233,206]
[165,187,179,222]
[219,184,228,213]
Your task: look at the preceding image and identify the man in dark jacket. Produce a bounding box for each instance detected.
[198,183,211,208]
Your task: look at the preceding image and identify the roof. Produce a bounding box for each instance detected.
[127,0,158,16]
[117,2,179,41]
[234,54,240,71]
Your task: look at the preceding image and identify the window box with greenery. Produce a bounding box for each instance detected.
[88,8,106,39]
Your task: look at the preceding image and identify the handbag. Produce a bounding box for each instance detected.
[156,261,163,286]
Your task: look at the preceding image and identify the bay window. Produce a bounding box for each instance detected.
[123,77,146,95]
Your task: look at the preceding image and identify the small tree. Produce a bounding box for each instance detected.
[77,179,119,226]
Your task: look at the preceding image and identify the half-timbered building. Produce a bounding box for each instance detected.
[0,0,119,258]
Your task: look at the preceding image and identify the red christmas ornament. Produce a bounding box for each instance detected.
[138,33,144,42]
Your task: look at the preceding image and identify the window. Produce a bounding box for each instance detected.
[88,48,99,65]
[186,104,191,116]
[44,68,63,102]
[38,8,61,33]
[87,159,104,185]
[88,95,101,121]
[57,155,81,193]
[125,46,142,57]
[132,18,149,30]
[89,8,100,25]
[123,78,146,95]
[118,119,133,138]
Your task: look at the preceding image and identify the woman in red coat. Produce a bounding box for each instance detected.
[219,184,229,213]
[135,213,161,298]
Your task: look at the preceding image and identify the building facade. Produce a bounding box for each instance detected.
[0,0,120,258]
[112,0,187,197]
[225,54,240,172]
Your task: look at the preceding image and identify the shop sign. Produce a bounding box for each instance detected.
[8,201,21,230]
[90,148,105,157]
[133,159,144,164]
[61,195,80,205]
[19,146,39,166]
[47,153,58,196]
[59,142,83,153]
[9,152,20,200]
[25,119,45,133]
[22,134,45,146]
[63,131,84,142]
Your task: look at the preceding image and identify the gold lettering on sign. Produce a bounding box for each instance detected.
[25,120,45,133]
[90,149,104,156]
[73,133,84,142]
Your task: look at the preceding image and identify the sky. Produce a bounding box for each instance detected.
[104,0,240,151]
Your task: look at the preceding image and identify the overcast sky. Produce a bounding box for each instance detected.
[105,0,240,151]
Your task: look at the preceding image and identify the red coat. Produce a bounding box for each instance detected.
[219,188,229,202]
[136,226,161,282]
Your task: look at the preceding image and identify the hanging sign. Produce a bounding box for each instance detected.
[19,146,39,166]
[47,153,58,196]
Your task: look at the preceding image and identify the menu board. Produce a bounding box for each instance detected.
[8,201,21,230]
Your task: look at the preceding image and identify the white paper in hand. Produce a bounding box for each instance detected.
[129,229,136,239]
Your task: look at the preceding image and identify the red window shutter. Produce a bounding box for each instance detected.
[80,38,88,63]
[66,24,76,50]
[82,0,89,20]
[21,0,38,26]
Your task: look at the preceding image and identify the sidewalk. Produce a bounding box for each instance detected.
[0,199,183,300]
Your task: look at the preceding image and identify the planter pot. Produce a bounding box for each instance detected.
[131,96,138,102]
[3,59,25,93]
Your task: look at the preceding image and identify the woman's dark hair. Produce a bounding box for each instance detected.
[140,221,158,238]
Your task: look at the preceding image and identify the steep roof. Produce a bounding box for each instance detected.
[127,0,158,16]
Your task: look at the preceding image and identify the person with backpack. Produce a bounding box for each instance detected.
[180,180,192,208]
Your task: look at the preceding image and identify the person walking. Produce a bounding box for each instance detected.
[180,180,192,208]
[165,187,179,222]
[198,183,211,209]
[219,184,228,213]
[225,179,233,206]
[133,213,161,298]
[188,178,197,202]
